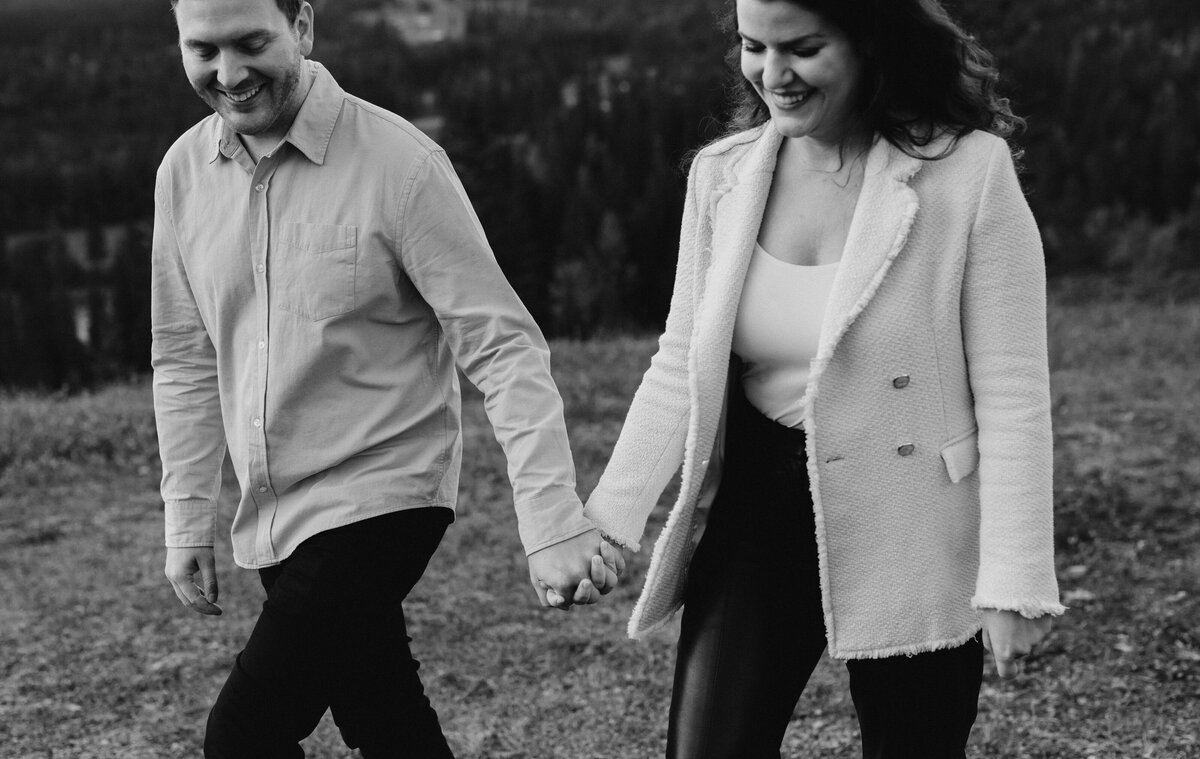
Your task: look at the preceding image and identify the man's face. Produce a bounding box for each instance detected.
[175,0,313,142]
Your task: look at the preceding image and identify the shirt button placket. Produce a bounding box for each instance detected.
[249,160,277,564]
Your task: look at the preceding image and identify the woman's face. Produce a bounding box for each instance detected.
[736,0,865,145]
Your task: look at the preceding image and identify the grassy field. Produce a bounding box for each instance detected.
[1,278,1198,758]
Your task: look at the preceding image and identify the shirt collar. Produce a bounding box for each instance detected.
[209,60,345,166]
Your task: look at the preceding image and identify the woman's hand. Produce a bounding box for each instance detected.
[530,532,626,609]
[981,609,1052,678]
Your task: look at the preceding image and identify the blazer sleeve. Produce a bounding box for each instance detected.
[583,155,713,551]
[962,138,1065,617]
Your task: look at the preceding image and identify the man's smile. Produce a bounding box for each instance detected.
[219,84,264,104]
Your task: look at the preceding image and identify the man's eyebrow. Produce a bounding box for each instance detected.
[181,30,278,49]
[235,30,277,45]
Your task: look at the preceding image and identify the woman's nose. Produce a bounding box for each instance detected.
[761,50,794,90]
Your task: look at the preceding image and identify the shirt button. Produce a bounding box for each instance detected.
[897,444,915,457]
[255,183,265,192]
[257,486,268,493]
[257,341,266,350]
[892,375,911,389]
[252,417,262,428]
[256,263,265,273]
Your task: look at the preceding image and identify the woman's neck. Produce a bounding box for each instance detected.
[780,133,871,176]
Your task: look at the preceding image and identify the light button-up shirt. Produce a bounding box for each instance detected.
[151,62,592,568]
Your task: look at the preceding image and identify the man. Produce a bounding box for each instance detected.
[152,0,622,755]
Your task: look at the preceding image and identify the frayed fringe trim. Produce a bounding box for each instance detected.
[971,598,1068,619]
[583,515,643,554]
[828,627,982,661]
[627,603,682,640]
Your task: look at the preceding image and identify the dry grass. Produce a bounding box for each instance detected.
[1,278,1198,758]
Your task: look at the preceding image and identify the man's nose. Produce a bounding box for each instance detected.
[215,52,249,89]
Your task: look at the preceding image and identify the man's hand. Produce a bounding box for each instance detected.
[165,546,223,616]
[528,530,625,610]
[981,608,1052,678]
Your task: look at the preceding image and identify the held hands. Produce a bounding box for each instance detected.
[165,546,223,616]
[527,530,626,610]
[981,608,1052,679]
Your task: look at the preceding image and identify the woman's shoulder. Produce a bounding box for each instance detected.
[683,124,772,193]
[899,129,1015,193]
[693,124,771,165]
[920,128,1010,169]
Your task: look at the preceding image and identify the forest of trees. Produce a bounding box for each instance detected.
[1,0,1198,388]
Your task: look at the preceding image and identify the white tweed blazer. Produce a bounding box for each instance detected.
[584,124,1065,659]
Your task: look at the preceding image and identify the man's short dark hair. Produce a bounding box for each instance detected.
[171,0,302,25]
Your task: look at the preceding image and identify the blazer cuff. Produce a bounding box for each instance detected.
[515,486,594,555]
[970,595,1067,619]
[164,499,218,547]
[582,495,644,553]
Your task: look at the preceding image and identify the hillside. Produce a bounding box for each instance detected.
[2,283,1199,756]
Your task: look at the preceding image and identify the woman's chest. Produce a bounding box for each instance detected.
[756,164,865,266]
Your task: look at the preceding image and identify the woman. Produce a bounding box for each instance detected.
[583,0,1065,756]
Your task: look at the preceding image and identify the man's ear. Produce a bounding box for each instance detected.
[296,2,315,57]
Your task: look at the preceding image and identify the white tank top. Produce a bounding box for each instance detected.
[732,243,840,428]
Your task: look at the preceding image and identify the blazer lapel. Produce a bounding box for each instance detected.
[814,139,924,368]
[689,127,782,458]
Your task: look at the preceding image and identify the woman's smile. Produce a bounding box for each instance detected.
[764,88,815,109]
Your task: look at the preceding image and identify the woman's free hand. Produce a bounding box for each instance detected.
[981,608,1052,679]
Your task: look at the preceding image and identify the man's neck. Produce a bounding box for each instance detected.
[239,64,318,163]
[240,133,283,164]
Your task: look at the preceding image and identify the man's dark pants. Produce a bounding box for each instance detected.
[204,507,455,758]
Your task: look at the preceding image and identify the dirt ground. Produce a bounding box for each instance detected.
[1,281,1198,757]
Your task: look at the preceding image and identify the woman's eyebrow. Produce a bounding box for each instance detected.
[738,31,827,46]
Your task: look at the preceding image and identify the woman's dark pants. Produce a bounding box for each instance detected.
[203,507,455,758]
[666,386,983,759]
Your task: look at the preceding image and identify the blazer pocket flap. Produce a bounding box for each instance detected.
[940,428,979,483]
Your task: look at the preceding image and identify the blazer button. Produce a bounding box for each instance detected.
[897,444,915,456]
[892,375,911,389]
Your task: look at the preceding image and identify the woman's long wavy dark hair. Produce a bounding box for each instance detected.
[718,0,1023,159]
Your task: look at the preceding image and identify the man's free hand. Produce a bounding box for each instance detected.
[981,608,1052,678]
[528,530,625,610]
[165,546,223,616]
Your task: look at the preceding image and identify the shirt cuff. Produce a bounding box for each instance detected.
[515,486,594,555]
[164,499,218,547]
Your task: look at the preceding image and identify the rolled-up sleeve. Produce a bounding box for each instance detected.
[151,167,226,548]
[396,150,593,554]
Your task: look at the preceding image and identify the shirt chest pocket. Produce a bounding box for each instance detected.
[272,222,359,322]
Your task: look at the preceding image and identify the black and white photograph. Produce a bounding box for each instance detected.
[0,0,1197,756]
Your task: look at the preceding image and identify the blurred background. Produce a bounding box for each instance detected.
[1,0,1198,390]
